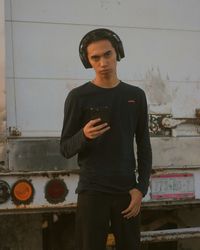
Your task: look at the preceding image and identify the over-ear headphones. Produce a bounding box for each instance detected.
[79,28,125,68]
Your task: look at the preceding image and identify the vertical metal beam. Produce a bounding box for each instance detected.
[0,0,6,167]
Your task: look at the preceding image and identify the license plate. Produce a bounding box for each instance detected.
[151,173,195,200]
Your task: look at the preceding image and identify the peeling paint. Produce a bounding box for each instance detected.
[144,68,172,107]
[171,82,200,118]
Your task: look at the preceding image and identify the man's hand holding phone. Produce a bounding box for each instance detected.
[83,118,110,139]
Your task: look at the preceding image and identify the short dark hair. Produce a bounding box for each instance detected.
[79,28,125,68]
[82,30,117,55]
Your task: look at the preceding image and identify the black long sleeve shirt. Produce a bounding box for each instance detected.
[60,81,152,196]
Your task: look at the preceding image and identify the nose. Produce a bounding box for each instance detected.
[100,57,108,67]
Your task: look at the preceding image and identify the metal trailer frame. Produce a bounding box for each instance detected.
[0,0,6,168]
[106,227,200,246]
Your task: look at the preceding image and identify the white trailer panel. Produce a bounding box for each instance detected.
[8,0,200,31]
[5,22,200,82]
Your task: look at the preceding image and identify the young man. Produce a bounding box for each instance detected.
[60,28,152,250]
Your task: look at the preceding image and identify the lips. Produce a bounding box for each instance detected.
[100,69,111,74]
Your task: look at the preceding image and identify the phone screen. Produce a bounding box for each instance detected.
[90,106,110,125]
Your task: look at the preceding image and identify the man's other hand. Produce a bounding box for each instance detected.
[121,188,143,219]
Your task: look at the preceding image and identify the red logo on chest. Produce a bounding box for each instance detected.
[128,99,136,103]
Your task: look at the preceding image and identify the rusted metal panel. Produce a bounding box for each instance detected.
[7,136,200,171]
[151,137,200,168]
[142,200,200,210]
[7,139,78,171]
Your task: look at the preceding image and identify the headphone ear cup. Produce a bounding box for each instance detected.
[117,42,125,61]
[80,52,92,68]
[79,44,92,68]
[112,34,125,61]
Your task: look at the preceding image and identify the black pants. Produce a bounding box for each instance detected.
[75,191,140,250]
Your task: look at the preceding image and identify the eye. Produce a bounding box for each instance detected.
[104,51,112,58]
[91,56,100,62]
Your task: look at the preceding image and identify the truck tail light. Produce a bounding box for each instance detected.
[11,179,34,205]
[45,179,68,204]
[0,180,10,204]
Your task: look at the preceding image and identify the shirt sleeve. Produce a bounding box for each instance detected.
[135,89,152,196]
[60,90,88,159]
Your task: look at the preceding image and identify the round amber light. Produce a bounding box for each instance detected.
[11,180,34,205]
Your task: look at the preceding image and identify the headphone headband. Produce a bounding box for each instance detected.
[79,28,125,68]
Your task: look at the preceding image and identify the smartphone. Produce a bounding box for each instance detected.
[89,106,110,126]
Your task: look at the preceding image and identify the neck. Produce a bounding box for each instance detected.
[92,75,120,88]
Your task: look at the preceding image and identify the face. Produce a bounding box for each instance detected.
[86,39,117,77]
